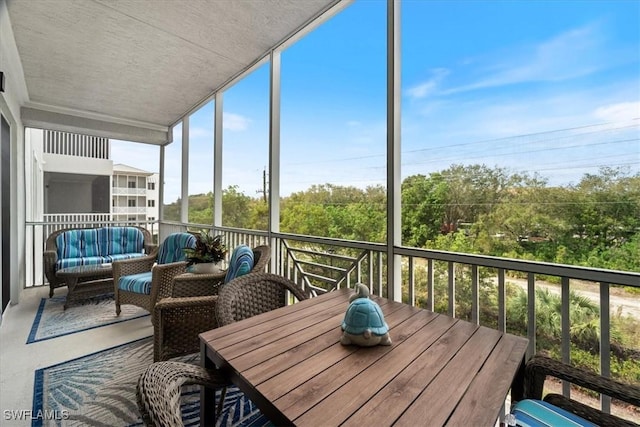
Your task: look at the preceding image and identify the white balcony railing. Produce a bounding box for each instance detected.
[112,207,147,214]
[112,187,147,195]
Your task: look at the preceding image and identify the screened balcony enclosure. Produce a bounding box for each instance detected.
[1,0,639,425]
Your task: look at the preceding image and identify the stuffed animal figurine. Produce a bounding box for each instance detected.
[340,283,392,347]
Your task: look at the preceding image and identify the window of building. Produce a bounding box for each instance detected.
[128,200,136,207]
[148,216,155,221]
[148,182,155,190]
[128,181,136,189]
[148,200,155,207]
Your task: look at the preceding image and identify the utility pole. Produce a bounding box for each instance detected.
[257,167,268,203]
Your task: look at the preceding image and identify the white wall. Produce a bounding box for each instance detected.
[0,0,29,310]
[42,153,113,176]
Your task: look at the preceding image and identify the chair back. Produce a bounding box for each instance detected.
[251,245,271,273]
[216,272,309,326]
[157,233,196,265]
[224,244,255,283]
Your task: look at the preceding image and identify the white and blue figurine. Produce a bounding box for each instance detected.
[340,283,392,347]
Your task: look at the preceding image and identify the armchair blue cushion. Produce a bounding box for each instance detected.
[224,245,254,283]
[117,232,197,295]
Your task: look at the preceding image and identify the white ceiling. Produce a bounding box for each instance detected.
[6,0,339,143]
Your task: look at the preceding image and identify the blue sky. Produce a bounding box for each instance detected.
[114,0,640,203]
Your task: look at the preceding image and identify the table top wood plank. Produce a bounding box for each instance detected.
[256,301,424,403]
[444,334,529,426]
[264,305,436,415]
[202,292,349,352]
[341,318,479,426]
[218,299,361,362]
[392,327,504,427]
[233,299,408,375]
[291,312,466,426]
[199,289,347,343]
[242,303,419,385]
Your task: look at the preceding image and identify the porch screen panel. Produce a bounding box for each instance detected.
[400,0,640,411]
[188,101,215,226]
[280,0,387,243]
[221,62,270,231]
[163,124,182,221]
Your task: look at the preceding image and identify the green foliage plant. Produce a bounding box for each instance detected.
[183,229,227,266]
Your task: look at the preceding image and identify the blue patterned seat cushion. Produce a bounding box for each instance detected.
[512,399,597,427]
[118,272,153,295]
[56,256,106,270]
[224,245,254,283]
[157,233,197,265]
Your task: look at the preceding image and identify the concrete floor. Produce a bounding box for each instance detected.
[0,286,152,426]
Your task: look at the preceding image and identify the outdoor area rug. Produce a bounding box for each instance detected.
[32,337,271,427]
[27,294,149,344]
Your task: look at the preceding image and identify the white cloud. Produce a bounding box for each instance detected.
[593,102,640,122]
[406,68,449,99]
[188,126,213,139]
[443,22,629,95]
[223,113,251,131]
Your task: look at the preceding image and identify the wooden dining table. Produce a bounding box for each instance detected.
[199,287,529,426]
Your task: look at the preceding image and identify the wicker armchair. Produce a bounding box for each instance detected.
[114,232,196,318]
[136,361,231,427]
[216,272,310,326]
[152,245,271,362]
[43,226,155,297]
[524,354,640,427]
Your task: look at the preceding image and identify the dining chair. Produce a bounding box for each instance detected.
[113,232,196,318]
[152,245,272,362]
[215,271,310,326]
[521,354,640,426]
[136,361,228,426]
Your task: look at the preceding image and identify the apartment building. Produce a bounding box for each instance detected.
[112,163,159,226]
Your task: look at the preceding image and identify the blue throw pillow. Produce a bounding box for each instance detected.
[224,245,254,283]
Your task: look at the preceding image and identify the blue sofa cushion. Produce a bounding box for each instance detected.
[224,245,254,283]
[56,256,106,270]
[157,233,196,265]
[118,272,153,295]
[100,227,145,256]
[56,229,101,259]
[512,399,597,427]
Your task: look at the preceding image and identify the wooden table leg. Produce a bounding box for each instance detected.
[510,353,527,405]
[201,341,216,427]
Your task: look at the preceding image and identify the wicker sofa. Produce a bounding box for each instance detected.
[43,226,155,297]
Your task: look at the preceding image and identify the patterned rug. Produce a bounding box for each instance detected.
[32,337,271,427]
[27,294,149,344]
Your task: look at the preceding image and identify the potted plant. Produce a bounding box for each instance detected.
[184,230,227,273]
